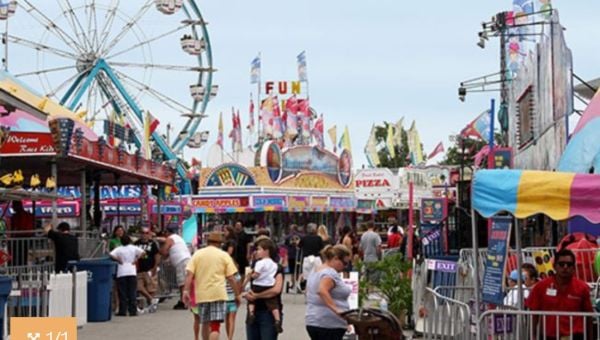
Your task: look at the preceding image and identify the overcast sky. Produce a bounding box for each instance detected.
[6,1,600,169]
[197,0,600,167]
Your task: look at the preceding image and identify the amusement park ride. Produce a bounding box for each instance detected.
[1,0,216,193]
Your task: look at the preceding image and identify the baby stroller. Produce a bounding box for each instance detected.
[341,308,404,340]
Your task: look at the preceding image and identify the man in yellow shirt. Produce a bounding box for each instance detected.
[183,232,241,340]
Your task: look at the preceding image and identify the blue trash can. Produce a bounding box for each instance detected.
[70,259,116,322]
[0,276,11,337]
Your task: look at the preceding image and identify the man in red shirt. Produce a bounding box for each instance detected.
[526,249,593,339]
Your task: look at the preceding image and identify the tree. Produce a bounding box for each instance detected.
[374,122,411,168]
[440,132,501,167]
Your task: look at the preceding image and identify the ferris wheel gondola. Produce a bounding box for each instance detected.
[2,0,216,193]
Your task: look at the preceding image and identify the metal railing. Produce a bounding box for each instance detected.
[458,247,600,285]
[478,309,600,339]
[3,269,87,338]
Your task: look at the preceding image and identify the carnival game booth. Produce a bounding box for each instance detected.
[0,72,175,270]
[421,170,600,339]
[189,142,354,240]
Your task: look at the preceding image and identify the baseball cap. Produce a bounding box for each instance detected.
[509,269,522,282]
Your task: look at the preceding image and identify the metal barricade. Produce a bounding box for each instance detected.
[412,257,461,333]
[478,309,600,339]
[3,269,87,336]
[422,287,472,340]
[460,247,600,286]
[156,261,179,299]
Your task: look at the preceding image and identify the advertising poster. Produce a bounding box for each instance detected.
[420,198,447,222]
[482,216,512,305]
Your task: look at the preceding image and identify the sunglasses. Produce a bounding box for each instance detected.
[556,261,574,268]
[338,258,350,266]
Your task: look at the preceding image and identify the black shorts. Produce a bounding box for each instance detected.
[249,284,279,312]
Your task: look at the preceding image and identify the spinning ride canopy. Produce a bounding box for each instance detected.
[472,169,600,224]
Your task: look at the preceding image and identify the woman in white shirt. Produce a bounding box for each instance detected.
[110,235,145,316]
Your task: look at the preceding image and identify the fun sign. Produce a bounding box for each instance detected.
[264,81,302,95]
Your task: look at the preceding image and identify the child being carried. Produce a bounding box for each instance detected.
[245,238,282,333]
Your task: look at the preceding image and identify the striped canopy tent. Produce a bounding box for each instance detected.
[473,169,600,223]
[469,169,600,323]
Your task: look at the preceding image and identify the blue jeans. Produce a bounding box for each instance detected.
[246,309,281,340]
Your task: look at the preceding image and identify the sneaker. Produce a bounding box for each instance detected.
[274,320,283,333]
[173,301,186,310]
[151,298,160,305]
[115,313,127,317]
[149,304,158,313]
[246,313,256,325]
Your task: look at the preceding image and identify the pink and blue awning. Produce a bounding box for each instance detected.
[473,170,600,223]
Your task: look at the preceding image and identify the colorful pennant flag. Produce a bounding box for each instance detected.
[250,55,261,84]
[394,118,404,147]
[328,125,337,152]
[386,122,396,158]
[236,110,243,151]
[297,50,307,82]
[364,124,381,167]
[427,142,445,159]
[461,109,491,142]
[338,125,351,153]
[407,121,424,165]
[247,96,255,135]
[312,114,324,147]
[261,95,274,137]
[217,112,224,147]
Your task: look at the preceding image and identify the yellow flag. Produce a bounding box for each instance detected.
[327,125,337,150]
[394,118,404,145]
[408,120,423,165]
[386,123,395,158]
[339,125,351,153]
[364,124,380,167]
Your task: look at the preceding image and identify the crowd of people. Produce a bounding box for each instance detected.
[38,217,407,340]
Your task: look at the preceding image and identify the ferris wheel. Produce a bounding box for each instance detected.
[3,0,217,191]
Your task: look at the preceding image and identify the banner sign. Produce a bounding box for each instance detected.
[421,198,447,222]
[1,201,79,218]
[311,196,328,209]
[354,168,397,198]
[151,203,182,215]
[101,201,142,216]
[56,185,142,199]
[329,197,354,210]
[356,199,375,210]
[251,195,286,208]
[425,259,457,273]
[0,132,55,155]
[288,196,309,210]
[191,197,250,209]
[482,216,512,305]
[489,147,513,169]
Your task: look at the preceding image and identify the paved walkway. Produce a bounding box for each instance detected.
[78,292,311,340]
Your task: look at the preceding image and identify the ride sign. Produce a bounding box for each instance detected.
[481,216,512,305]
